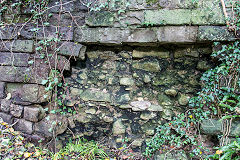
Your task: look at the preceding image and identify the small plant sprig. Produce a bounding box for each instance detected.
[208,138,240,160]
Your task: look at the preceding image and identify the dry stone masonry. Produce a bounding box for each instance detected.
[0,0,239,157]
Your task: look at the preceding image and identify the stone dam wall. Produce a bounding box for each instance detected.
[0,0,239,157]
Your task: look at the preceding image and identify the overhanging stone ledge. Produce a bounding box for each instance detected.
[74,26,199,45]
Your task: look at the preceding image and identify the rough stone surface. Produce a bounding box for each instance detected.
[148,105,163,112]
[200,119,222,135]
[132,60,161,72]
[112,119,126,136]
[24,106,45,122]
[10,104,23,117]
[6,83,50,103]
[13,119,33,134]
[0,66,48,84]
[0,52,30,67]
[144,9,192,25]
[198,26,236,41]
[74,26,198,44]
[197,61,212,71]
[0,99,11,113]
[230,121,240,137]
[125,29,157,43]
[154,150,188,160]
[0,112,12,124]
[74,113,92,124]
[0,82,6,99]
[178,94,190,106]
[155,26,198,43]
[165,89,178,97]
[130,101,151,111]
[133,48,169,58]
[0,40,34,53]
[132,139,144,147]
[80,89,111,102]
[120,77,134,86]
[58,42,86,57]
[140,112,157,121]
[35,114,68,137]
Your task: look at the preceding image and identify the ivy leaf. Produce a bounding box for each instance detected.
[41,79,48,85]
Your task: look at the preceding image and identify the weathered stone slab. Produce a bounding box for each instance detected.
[0,25,73,40]
[155,26,198,43]
[0,82,6,99]
[144,9,192,25]
[115,11,144,27]
[0,52,30,67]
[144,3,225,25]
[0,40,34,53]
[132,60,161,72]
[198,26,236,41]
[74,27,128,44]
[48,12,87,27]
[191,9,225,25]
[80,88,111,102]
[10,104,23,118]
[58,42,86,57]
[130,101,151,111]
[13,119,33,134]
[6,83,50,103]
[0,99,11,113]
[75,26,199,44]
[24,105,45,122]
[133,48,170,58]
[35,114,68,137]
[47,55,71,71]
[0,25,17,39]
[86,11,115,27]
[0,112,12,124]
[174,47,199,58]
[48,0,87,13]
[0,66,41,83]
[112,119,126,136]
[0,59,49,84]
[201,119,240,137]
[120,77,134,86]
[124,29,157,44]
[36,26,73,41]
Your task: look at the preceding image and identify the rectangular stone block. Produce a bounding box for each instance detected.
[74,27,128,44]
[144,9,192,25]
[13,119,33,134]
[58,42,86,57]
[0,82,6,99]
[0,25,17,40]
[10,104,23,118]
[48,12,86,27]
[0,52,30,67]
[0,112,12,124]
[24,105,45,122]
[0,99,11,113]
[0,62,49,84]
[124,29,157,44]
[0,25,73,40]
[197,26,236,41]
[191,9,225,25]
[6,83,50,103]
[133,48,170,58]
[155,26,198,43]
[36,26,73,41]
[0,40,34,53]
[86,11,116,27]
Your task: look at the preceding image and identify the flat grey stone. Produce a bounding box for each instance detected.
[13,118,33,134]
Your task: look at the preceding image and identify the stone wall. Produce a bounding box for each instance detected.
[0,0,239,156]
